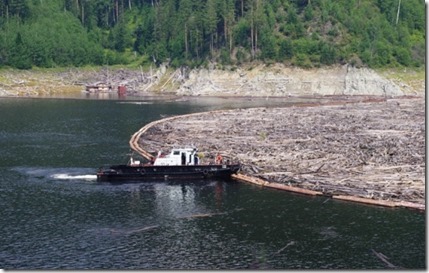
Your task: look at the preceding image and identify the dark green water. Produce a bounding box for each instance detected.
[0,97,425,269]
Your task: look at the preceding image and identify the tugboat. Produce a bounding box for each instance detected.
[96,147,240,182]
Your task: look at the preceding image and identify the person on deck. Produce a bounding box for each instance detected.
[215,153,223,164]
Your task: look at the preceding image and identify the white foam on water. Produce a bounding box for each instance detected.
[51,173,97,181]
[12,167,99,182]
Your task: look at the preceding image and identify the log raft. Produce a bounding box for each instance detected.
[129,97,425,211]
[232,173,323,196]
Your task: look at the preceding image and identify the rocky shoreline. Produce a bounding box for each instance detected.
[0,64,424,97]
[131,96,425,210]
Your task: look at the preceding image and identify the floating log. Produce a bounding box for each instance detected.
[232,173,323,196]
[397,201,425,211]
[265,182,323,196]
[371,249,402,269]
[232,173,269,186]
[333,195,396,207]
[179,212,227,219]
[276,241,296,254]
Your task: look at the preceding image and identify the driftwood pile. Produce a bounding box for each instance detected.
[61,67,156,93]
[137,98,425,205]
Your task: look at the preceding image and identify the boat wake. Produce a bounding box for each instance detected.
[51,173,97,181]
[13,167,97,182]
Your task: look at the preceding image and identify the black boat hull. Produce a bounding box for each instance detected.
[96,164,240,182]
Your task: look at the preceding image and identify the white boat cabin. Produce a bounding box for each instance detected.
[153,148,200,166]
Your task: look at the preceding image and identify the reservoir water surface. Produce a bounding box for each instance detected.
[0,97,425,269]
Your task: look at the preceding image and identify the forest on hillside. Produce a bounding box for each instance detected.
[0,0,425,69]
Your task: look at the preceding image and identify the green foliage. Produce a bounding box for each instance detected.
[0,0,424,69]
[293,53,312,68]
[11,32,32,69]
[320,43,336,65]
[234,18,250,48]
[278,39,293,60]
[303,4,313,21]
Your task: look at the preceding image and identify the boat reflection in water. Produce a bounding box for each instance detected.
[97,147,240,182]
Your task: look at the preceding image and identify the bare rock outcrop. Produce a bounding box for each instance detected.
[176,64,404,97]
[344,65,403,96]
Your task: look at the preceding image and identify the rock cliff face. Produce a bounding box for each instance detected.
[175,64,404,97]
[343,65,403,96]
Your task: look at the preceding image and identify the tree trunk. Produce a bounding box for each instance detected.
[196,30,200,59]
[255,27,258,54]
[250,6,254,58]
[210,33,213,58]
[115,0,119,22]
[224,17,227,47]
[254,0,259,55]
[396,0,401,25]
[185,23,188,59]
[81,3,84,24]
[229,29,233,53]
